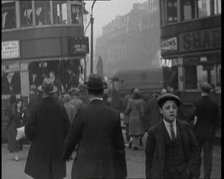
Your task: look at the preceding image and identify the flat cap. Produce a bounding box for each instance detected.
[200,81,212,93]
[157,93,182,107]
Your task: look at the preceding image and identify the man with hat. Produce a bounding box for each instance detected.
[62,74,127,179]
[190,82,220,179]
[24,78,71,179]
[145,93,200,179]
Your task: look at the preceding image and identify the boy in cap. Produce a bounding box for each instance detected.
[63,74,127,179]
[145,93,200,179]
[191,82,220,179]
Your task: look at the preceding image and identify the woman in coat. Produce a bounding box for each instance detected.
[125,88,145,150]
[6,98,26,161]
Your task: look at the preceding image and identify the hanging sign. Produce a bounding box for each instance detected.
[161,37,177,50]
[2,40,20,59]
[69,37,89,55]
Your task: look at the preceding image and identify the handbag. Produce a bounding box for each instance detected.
[16,126,26,141]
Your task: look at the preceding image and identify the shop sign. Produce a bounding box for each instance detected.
[69,37,89,55]
[2,63,20,73]
[179,28,221,52]
[161,37,177,50]
[2,40,20,59]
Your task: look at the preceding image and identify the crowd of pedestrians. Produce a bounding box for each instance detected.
[4,73,220,179]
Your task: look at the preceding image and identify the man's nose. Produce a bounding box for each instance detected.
[170,107,175,112]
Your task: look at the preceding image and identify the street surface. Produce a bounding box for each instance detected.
[2,131,221,179]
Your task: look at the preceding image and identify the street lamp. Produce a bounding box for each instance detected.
[90,0,96,74]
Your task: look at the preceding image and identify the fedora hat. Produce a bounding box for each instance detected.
[38,78,57,94]
[86,74,107,91]
[200,81,212,93]
[157,93,182,107]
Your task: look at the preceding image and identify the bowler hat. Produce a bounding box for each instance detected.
[38,78,57,94]
[86,74,107,91]
[157,93,182,107]
[200,81,212,93]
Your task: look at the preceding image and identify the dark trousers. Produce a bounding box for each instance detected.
[34,159,63,179]
[125,123,130,140]
[198,140,214,179]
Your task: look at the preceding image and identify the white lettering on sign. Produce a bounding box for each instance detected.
[161,37,177,50]
[2,40,20,59]
[2,63,20,73]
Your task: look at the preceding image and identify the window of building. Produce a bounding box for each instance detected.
[34,1,51,26]
[20,1,33,27]
[71,4,83,25]
[2,2,16,30]
[185,65,197,89]
[167,0,178,23]
[214,0,221,15]
[197,0,211,18]
[53,1,68,24]
[181,0,196,20]
[197,65,208,86]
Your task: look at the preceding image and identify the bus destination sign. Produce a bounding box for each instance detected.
[69,37,89,55]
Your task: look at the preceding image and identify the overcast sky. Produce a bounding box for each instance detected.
[84,0,147,38]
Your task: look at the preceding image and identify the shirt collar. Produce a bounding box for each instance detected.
[163,118,177,127]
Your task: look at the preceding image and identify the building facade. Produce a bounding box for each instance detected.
[95,1,161,78]
[159,0,221,93]
[159,0,221,137]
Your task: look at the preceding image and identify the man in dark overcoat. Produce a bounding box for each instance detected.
[24,78,71,179]
[145,93,200,179]
[62,74,127,179]
[191,82,220,179]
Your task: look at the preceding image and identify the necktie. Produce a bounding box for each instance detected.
[170,123,175,141]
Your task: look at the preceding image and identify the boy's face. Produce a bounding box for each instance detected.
[159,100,177,123]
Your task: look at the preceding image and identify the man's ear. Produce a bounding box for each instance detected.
[159,107,163,115]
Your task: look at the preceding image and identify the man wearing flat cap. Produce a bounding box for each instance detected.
[190,82,219,179]
[24,78,71,179]
[63,74,127,179]
[145,93,200,179]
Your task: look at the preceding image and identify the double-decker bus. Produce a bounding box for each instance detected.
[2,0,89,142]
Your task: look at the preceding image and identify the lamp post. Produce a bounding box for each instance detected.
[90,0,96,74]
[84,21,90,82]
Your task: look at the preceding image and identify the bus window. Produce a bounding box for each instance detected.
[2,64,21,95]
[53,1,68,24]
[34,1,51,26]
[2,2,16,30]
[71,4,82,25]
[20,1,33,27]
